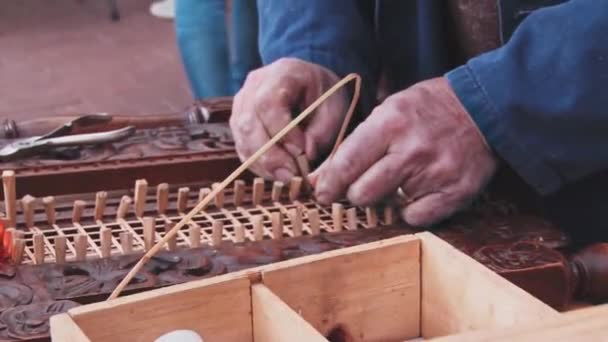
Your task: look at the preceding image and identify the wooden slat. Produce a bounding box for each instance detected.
[69,274,253,342]
[252,284,328,342]
[417,232,559,338]
[261,235,421,341]
[432,303,608,342]
[50,313,91,342]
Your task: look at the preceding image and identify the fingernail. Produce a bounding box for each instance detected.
[284,143,303,156]
[274,168,294,182]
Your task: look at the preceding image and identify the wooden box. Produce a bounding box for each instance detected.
[50,232,560,341]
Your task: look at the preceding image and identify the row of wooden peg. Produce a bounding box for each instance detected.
[1,170,305,229]
[4,201,393,265]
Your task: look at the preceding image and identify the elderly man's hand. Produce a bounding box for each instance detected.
[311,77,498,226]
[230,58,348,182]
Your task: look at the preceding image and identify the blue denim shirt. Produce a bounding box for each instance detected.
[257,0,608,241]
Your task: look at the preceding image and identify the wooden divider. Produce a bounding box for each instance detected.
[416,232,559,338]
[260,235,421,341]
[252,283,328,342]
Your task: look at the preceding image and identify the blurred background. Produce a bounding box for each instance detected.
[0,0,192,121]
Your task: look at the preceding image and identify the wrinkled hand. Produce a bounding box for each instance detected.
[310,77,498,226]
[230,58,348,182]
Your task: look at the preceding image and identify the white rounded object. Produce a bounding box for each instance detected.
[154,329,203,342]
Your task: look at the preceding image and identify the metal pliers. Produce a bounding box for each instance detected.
[0,116,135,162]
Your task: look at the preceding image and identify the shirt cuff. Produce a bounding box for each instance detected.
[445,65,563,195]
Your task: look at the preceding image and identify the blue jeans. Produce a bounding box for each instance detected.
[175,0,261,99]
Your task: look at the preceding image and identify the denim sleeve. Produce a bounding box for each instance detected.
[256,0,378,108]
[446,0,608,196]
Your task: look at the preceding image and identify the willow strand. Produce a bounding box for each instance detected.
[108,73,362,300]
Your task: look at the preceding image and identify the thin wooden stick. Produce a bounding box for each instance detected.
[100,227,112,258]
[2,171,17,228]
[177,187,190,213]
[332,203,344,232]
[346,207,358,230]
[33,233,44,264]
[116,196,132,219]
[271,181,284,202]
[108,73,361,300]
[189,225,201,247]
[74,234,88,261]
[42,196,56,225]
[252,178,265,206]
[233,180,245,206]
[54,236,67,264]
[252,215,265,241]
[288,177,303,202]
[366,207,378,228]
[22,195,37,228]
[271,212,283,240]
[94,191,107,221]
[234,222,245,243]
[72,200,86,223]
[134,179,148,217]
[156,183,169,215]
[12,238,25,264]
[120,232,133,255]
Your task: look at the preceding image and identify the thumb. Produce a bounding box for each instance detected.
[400,191,469,227]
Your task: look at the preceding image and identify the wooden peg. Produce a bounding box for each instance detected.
[366,207,378,228]
[164,222,177,251]
[42,196,56,225]
[233,180,245,206]
[54,236,67,264]
[189,225,201,248]
[74,234,88,261]
[252,215,264,241]
[271,181,284,202]
[211,220,224,247]
[100,227,112,258]
[3,228,15,256]
[346,207,358,230]
[307,209,320,235]
[33,233,44,264]
[156,183,170,214]
[295,155,311,190]
[212,183,224,208]
[332,203,344,232]
[133,179,148,217]
[198,187,211,202]
[143,217,155,252]
[21,195,37,228]
[234,222,245,243]
[288,177,303,202]
[177,187,190,213]
[12,238,25,264]
[384,206,394,225]
[271,212,283,240]
[94,191,107,221]
[289,177,302,202]
[290,207,303,237]
[72,200,86,223]
[252,178,264,206]
[116,195,132,219]
[120,232,133,255]
[2,171,17,228]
